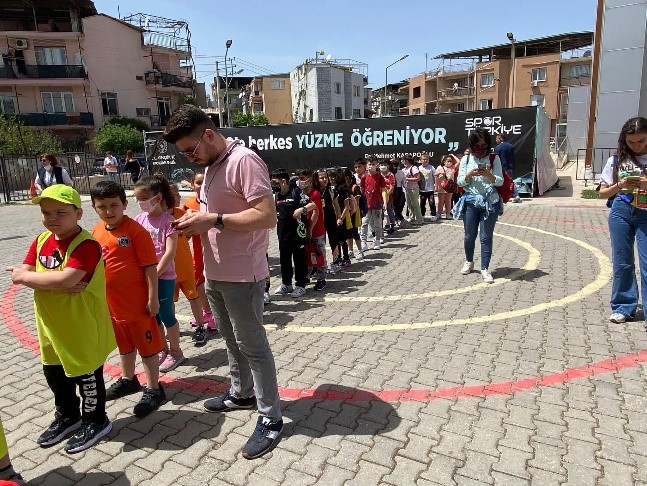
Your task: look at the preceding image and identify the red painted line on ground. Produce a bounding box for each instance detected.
[4,273,643,403]
[504,214,609,232]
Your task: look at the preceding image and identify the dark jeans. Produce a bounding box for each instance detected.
[43,364,107,424]
[279,240,307,288]
[463,201,501,270]
[394,187,406,221]
[419,191,437,217]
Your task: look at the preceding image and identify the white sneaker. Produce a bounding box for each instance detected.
[348,251,355,259]
[274,283,293,295]
[263,292,271,305]
[373,243,381,250]
[290,286,306,298]
[355,251,364,261]
[513,196,521,203]
[461,261,474,275]
[609,312,626,323]
[328,264,340,275]
[361,242,368,252]
[481,269,494,283]
[430,216,438,222]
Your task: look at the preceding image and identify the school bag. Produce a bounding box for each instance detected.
[353,183,368,218]
[439,167,458,193]
[491,153,515,204]
[417,167,427,191]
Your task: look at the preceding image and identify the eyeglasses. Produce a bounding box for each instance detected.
[181,130,206,158]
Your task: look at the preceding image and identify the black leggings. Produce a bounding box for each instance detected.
[43,364,107,424]
[325,222,338,253]
[419,191,437,217]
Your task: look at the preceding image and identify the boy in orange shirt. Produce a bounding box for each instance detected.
[90,181,166,417]
[170,185,215,344]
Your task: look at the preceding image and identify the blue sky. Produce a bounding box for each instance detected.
[93,0,596,91]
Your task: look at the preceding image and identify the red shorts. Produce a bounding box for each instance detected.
[112,315,165,358]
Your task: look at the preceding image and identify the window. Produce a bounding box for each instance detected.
[309,108,314,122]
[0,94,15,114]
[569,64,591,78]
[335,82,342,94]
[352,108,361,118]
[412,86,421,98]
[136,107,151,116]
[353,85,361,97]
[270,80,285,90]
[101,92,118,116]
[334,107,343,119]
[35,47,67,65]
[530,94,545,107]
[531,67,547,82]
[480,73,494,88]
[41,92,74,113]
[253,102,263,113]
[157,97,172,121]
[480,99,493,110]
[412,108,421,115]
[457,102,465,111]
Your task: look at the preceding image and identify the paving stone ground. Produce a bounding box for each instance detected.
[1,182,646,485]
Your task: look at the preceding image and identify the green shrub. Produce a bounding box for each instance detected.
[94,124,143,154]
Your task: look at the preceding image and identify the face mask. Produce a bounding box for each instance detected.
[296,180,307,190]
[368,166,377,173]
[138,196,158,214]
[379,165,388,173]
[472,147,488,159]
[271,183,281,194]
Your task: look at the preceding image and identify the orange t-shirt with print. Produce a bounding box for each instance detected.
[181,195,205,285]
[171,207,196,283]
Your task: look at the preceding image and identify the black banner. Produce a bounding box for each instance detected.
[222,106,537,175]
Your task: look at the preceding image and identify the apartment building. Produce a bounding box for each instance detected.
[0,0,195,147]
[210,75,253,126]
[372,82,408,117]
[291,57,368,123]
[247,74,292,125]
[401,32,593,137]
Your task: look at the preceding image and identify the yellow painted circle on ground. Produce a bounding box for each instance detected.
[264,222,611,333]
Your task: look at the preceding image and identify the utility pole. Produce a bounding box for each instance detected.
[215,61,224,128]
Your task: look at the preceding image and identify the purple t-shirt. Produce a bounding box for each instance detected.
[134,211,176,280]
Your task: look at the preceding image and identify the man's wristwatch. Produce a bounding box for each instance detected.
[215,213,224,230]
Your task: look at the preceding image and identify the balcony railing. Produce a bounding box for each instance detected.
[145,71,193,89]
[438,86,475,98]
[17,112,94,126]
[560,75,591,88]
[0,64,86,79]
[144,32,190,53]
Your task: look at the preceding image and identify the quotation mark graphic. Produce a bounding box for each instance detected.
[448,142,460,151]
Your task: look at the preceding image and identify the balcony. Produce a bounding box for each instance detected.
[438,86,474,99]
[16,112,94,127]
[145,71,193,89]
[560,75,591,88]
[0,64,86,79]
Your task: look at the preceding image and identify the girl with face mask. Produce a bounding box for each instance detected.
[455,128,504,284]
[133,174,184,373]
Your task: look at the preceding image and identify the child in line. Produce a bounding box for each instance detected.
[271,168,314,298]
[7,185,115,454]
[359,156,388,251]
[296,167,327,291]
[90,181,166,417]
[170,184,213,345]
[180,172,219,326]
[345,169,364,261]
[133,175,183,373]
[380,161,397,235]
[334,169,353,267]
[313,168,340,273]
[0,416,27,485]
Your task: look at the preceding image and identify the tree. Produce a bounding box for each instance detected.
[231,112,270,127]
[0,115,61,155]
[93,124,143,154]
[178,94,199,107]
[106,116,150,133]
[251,113,269,126]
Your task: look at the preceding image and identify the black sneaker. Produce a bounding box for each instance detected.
[204,390,256,412]
[192,324,206,345]
[133,383,166,418]
[37,413,82,447]
[105,376,142,401]
[64,418,112,454]
[313,280,327,291]
[242,416,284,459]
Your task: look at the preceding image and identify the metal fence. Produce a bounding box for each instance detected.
[575,147,616,186]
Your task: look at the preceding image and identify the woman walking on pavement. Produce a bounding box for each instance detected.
[598,116,647,327]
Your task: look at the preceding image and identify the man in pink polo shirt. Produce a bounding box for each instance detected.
[164,105,282,460]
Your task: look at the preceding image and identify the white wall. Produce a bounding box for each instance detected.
[566,85,591,159]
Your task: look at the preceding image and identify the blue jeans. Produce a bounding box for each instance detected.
[106,172,119,184]
[608,198,647,319]
[463,200,501,270]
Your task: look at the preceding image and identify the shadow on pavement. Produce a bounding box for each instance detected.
[494,266,549,282]
[29,467,130,486]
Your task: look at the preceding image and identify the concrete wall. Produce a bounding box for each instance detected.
[514,53,561,121]
[566,85,591,158]
[261,76,292,124]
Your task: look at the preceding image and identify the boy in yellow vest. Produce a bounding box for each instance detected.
[6,185,116,454]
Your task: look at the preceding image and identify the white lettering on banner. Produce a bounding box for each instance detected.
[464,116,522,136]
[295,132,344,149]
[351,126,447,148]
[248,134,293,151]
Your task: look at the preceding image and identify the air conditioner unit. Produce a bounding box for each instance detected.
[14,38,28,50]
[530,80,539,87]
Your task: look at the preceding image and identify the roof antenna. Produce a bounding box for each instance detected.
[117,5,120,19]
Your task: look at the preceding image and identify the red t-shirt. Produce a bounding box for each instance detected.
[24,231,101,283]
[360,172,386,209]
[384,172,395,203]
[306,189,325,238]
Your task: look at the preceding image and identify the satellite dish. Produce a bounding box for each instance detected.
[325,54,332,62]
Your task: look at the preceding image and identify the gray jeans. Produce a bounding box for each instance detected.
[360,209,383,243]
[310,234,327,280]
[205,279,282,421]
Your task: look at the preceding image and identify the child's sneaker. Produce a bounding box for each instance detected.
[341,258,352,267]
[290,286,306,298]
[203,311,217,331]
[242,416,284,459]
[264,291,272,305]
[204,390,256,412]
[274,283,293,295]
[348,251,354,259]
[373,242,381,250]
[192,325,206,345]
[37,413,82,446]
[64,417,112,454]
[314,280,327,291]
[355,251,364,261]
[133,383,166,418]
[160,351,185,373]
[361,242,368,252]
[106,376,142,401]
[158,349,168,365]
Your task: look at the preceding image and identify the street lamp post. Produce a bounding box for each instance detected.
[384,54,409,116]
[215,61,223,127]
[507,32,516,108]
[224,39,232,126]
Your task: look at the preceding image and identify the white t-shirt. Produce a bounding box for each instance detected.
[420,164,436,192]
[599,154,647,185]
